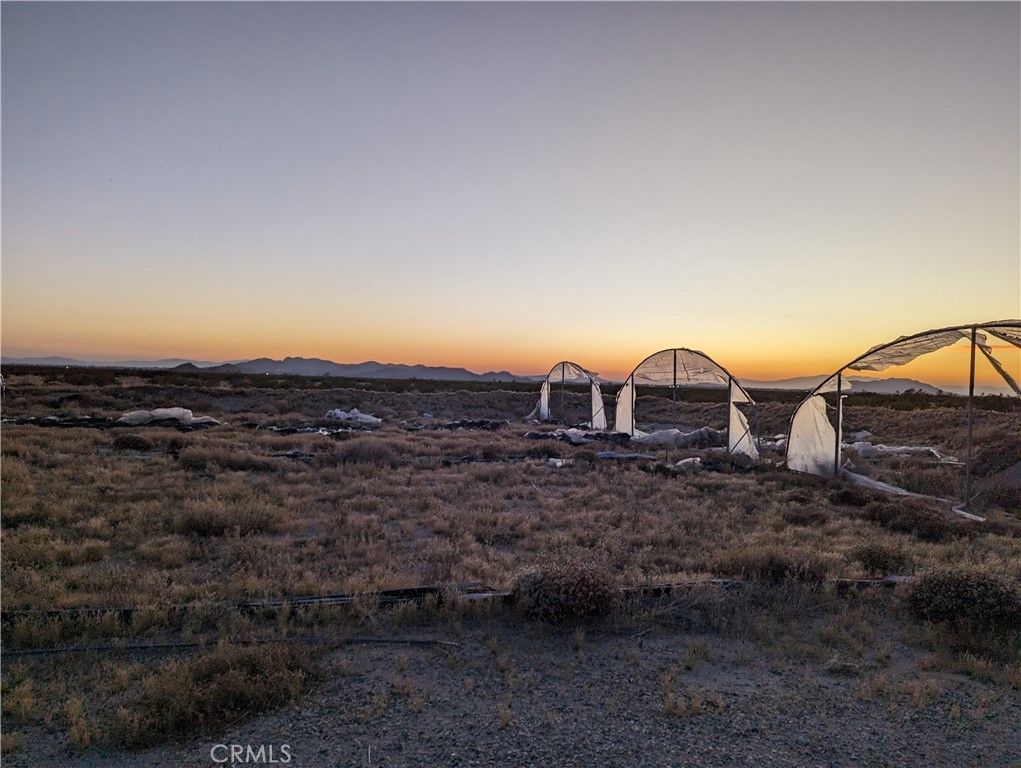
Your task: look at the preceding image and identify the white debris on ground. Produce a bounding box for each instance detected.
[117,408,220,426]
[325,408,382,424]
[631,427,726,448]
[848,441,957,462]
[546,458,574,468]
[673,457,702,470]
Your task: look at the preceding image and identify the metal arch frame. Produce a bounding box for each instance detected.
[784,319,1021,506]
[615,347,756,441]
[539,360,605,426]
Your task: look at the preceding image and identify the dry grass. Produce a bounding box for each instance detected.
[1,367,1018,753]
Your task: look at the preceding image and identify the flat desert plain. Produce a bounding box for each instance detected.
[1,367,1019,767]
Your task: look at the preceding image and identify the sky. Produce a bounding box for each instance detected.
[2,2,1019,385]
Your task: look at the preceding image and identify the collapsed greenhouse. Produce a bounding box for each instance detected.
[785,320,1021,509]
[614,348,759,460]
[527,361,607,430]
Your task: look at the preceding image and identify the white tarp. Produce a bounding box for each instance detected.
[728,379,759,460]
[325,408,382,423]
[986,326,1021,349]
[849,441,957,462]
[117,408,220,426]
[850,330,976,371]
[590,382,607,430]
[786,395,837,477]
[538,380,551,421]
[614,377,637,436]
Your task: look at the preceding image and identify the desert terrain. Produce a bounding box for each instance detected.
[1,366,1019,767]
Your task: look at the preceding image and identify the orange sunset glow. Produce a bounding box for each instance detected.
[2,3,1018,389]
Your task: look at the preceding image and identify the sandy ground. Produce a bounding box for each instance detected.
[10,607,1021,768]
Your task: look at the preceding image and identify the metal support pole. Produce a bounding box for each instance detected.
[964,328,977,508]
[560,361,566,423]
[834,372,843,479]
[672,349,678,424]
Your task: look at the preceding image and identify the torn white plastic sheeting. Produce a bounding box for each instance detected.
[786,395,837,477]
[758,435,788,452]
[849,441,958,463]
[551,428,596,446]
[841,470,923,496]
[596,451,655,460]
[951,505,986,522]
[843,470,986,521]
[117,408,220,426]
[325,408,382,424]
[632,427,726,448]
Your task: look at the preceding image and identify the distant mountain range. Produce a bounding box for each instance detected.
[743,375,944,395]
[1,355,532,383]
[1,355,1010,395]
[172,357,527,382]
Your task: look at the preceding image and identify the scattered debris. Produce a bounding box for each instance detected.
[632,427,726,449]
[596,451,656,460]
[257,424,375,435]
[269,450,316,461]
[848,441,957,462]
[117,407,220,427]
[325,407,382,423]
[524,429,630,446]
[673,457,702,470]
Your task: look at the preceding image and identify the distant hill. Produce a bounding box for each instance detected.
[4,355,1011,394]
[1,356,229,369]
[744,375,943,394]
[181,357,528,382]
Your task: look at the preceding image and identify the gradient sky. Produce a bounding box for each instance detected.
[3,2,1019,384]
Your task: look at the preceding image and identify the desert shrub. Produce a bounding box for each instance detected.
[980,485,1021,515]
[177,446,277,473]
[972,435,1021,477]
[905,569,1021,631]
[848,542,912,576]
[112,434,153,452]
[862,498,956,542]
[513,560,620,624]
[328,438,402,468]
[828,486,877,508]
[525,442,562,459]
[781,506,829,527]
[114,643,316,748]
[172,500,279,537]
[713,548,830,584]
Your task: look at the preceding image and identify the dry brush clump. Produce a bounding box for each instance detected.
[712,546,833,585]
[905,569,1021,631]
[862,498,958,542]
[512,560,621,624]
[114,643,317,748]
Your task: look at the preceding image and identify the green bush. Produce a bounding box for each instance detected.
[513,560,620,624]
[906,569,1021,630]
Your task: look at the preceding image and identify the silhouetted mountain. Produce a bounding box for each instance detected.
[2,356,227,369]
[180,357,529,382]
[745,375,943,394]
